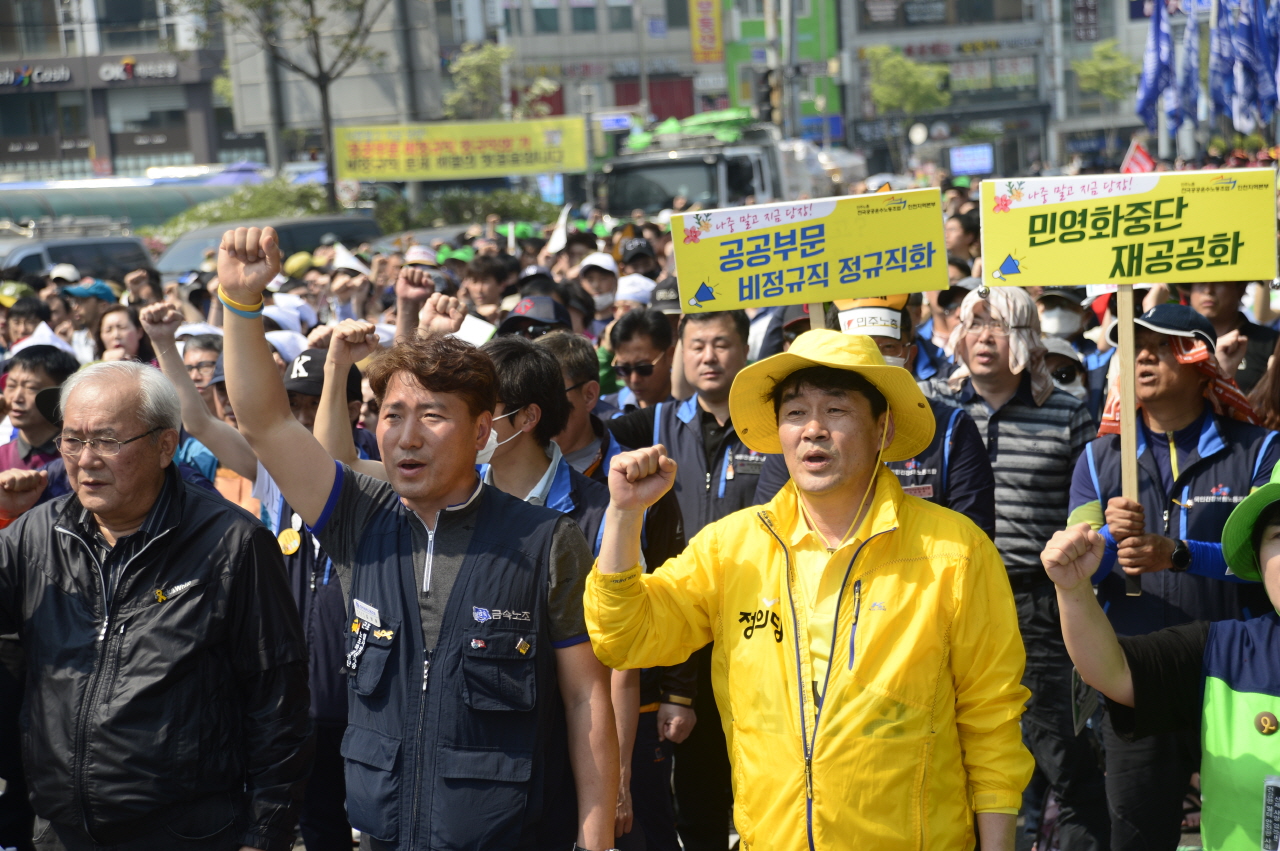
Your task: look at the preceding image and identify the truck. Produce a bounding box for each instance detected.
[597,109,833,217]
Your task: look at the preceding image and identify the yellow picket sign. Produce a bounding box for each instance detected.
[671,189,948,313]
[333,119,587,182]
[979,169,1278,289]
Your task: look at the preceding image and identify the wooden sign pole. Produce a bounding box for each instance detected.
[1115,284,1142,597]
[809,302,825,331]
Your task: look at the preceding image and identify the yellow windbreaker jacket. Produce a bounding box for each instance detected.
[586,466,1033,851]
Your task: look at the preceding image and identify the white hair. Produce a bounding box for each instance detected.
[60,361,182,433]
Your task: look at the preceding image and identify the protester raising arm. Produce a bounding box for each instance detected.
[314,319,387,480]
[218,226,335,526]
[1041,523,1135,707]
[141,302,258,480]
[393,266,440,344]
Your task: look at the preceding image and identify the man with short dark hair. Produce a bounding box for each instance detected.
[462,254,508,322]
[605,308,764,851]
[218,226,619,851]
[1066,303,1279,850]
[0,360,311,851]
[0,346,80,473]
[6,298,52,347]
[601,309,675,416]
[1181,280,1277,393]
[620,239,660,279]
[588,330,1032,851]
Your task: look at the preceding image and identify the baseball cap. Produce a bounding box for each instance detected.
[616,274,655,305]
[48,263,80,284]
[580,252,619,275]
[621,238,656,264]
[0,282,37,308]
[283,348,362,402]
[650,278,681,315]
[497,296,572,337]
[1037,287,1086,308]
[283,252,315,279]
[404,245,437,267]
[63,280,119,303]
[1106,303,1217,353]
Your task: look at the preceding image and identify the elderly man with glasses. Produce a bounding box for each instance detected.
[0,361,311,851]
[922,287,1107,851]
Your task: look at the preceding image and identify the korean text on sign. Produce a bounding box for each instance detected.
[671,190,949,312]
[334,119,587,182]
[980,169,1277,288]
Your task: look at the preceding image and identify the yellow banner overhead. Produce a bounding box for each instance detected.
[671,189,948,313]
[334,119,587,182]
[979,169,1278,289]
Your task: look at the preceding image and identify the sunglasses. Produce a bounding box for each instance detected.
[614,349,667,379]
[1051,365,1082,383]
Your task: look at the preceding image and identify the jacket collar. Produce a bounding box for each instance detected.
[1135,402,1219,463]
[61,461,184,541]
[677,394,700,424]
[762,463,904,547]
[956,371,1036,408]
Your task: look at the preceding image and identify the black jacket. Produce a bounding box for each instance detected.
[0,466,312,850]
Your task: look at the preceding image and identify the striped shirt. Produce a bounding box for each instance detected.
[923,374,1095,587]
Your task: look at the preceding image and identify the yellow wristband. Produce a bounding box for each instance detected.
[218,287,264,312]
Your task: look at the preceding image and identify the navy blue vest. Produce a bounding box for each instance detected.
[654,395,767,536]
[337,486,575,851]
[1079,414,1277,635]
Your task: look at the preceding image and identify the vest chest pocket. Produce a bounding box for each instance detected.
[345,617,399,697]
[461,627,537,711]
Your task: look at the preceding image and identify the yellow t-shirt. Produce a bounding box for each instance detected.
[786,505,869,697]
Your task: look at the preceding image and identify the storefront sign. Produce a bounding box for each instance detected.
[0,65,73,86]
[111,126,189,154]
[334,118,588,182]
[980,169,1279,289]
[99,56,179,82]
[1,135,91,162]
[690,0,724,64]
[671,189,948,312]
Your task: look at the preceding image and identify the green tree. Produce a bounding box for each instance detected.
[863,45,951,170]
[442,42,560,121]
[1072,40,1140,159]
[182,0,393,211]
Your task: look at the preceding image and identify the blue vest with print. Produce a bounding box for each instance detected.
[338,485,576,851]
[1080,413,1276,635]
[655,395,767,535]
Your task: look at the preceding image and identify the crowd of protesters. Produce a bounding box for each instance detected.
[0,174,1277,851]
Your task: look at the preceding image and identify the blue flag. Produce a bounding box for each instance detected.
[1251,0,1277,119]
[1210,0,1236,118]
[1178,11,1200,129]
[1268,0,1280,106]
[1137,0,1176,132]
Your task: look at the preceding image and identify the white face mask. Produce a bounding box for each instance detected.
[881,355,907,368]
[475,407,524,464]
[1040,307,1082,339]
[593,291,615,312]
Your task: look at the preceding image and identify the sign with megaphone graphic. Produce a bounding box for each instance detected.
[670,189,948,313]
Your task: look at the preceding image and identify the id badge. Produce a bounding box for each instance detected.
[1263,775,1280,850]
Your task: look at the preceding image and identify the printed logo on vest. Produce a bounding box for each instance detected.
[473,606,492,623]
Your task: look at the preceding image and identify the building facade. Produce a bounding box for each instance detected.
[0,0,262,180]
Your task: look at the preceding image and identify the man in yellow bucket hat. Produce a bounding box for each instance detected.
[586,329,1033,851]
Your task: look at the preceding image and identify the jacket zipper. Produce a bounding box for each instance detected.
[847,581,862,672]
[408,651,431,847]
[759,513,893,851]
[410,511,439,594]
[56,524,175,838]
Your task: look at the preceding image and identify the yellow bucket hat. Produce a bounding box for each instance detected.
[283,251,315,279]
[728,329,934,461]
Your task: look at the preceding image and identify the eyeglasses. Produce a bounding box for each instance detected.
[964,318,1027,337]
[564,380,589,394]
[56,427,160,457]
[185,360,217,375]
[614,349,666,379]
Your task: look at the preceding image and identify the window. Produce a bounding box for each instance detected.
[736,0,763,16]
[860,0,1023,28]
[533,4,560,31]
[665,0,689,26]
[571,4,597,30]
[608,4,632,28]
[504,5,523,32]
